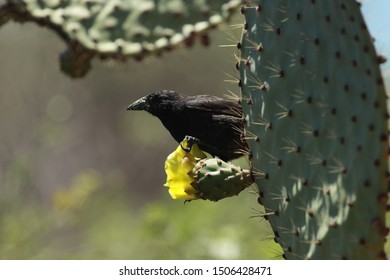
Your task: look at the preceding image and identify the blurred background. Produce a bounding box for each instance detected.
[0,1,388,259]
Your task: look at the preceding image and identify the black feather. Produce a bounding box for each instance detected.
[127,90,249,161]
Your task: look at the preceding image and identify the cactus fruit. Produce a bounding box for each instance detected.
[164,136,253,202]
[0,0,241,77]
[239,1,388,259]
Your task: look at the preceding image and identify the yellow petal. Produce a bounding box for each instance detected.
[164,139,206,200]
[167,184,198,200]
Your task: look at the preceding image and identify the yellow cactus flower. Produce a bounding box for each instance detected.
[164,137,206,200]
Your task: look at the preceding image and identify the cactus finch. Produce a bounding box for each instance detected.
[127,90,249,161]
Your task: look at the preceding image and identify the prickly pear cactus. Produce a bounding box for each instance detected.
[0,0,241,77]
[164,136,253,202]
[239,1,389,259]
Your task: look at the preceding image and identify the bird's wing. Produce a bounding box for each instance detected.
[185,95,242,118]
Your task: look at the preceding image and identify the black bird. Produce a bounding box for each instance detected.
[127,90,249,161]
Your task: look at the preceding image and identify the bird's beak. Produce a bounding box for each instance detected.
[127,96,147,111]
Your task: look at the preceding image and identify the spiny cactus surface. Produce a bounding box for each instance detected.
[240,0,388,259]
[0,0,241,77]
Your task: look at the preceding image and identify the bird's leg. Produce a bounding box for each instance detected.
[180,135,200,152]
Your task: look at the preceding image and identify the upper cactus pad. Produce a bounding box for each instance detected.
[1,0,241,77]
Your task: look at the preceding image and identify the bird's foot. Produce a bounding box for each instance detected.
[180,135,200,152]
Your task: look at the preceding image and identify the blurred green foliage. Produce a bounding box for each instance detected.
[0,167,282,259]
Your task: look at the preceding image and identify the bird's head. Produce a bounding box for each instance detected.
[127,90,181,116]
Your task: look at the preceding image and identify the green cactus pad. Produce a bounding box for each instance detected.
[193,158,253,202]
[1,0,241,77]
[240,1,388,259]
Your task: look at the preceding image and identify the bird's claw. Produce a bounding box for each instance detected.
[180,135,200,152]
